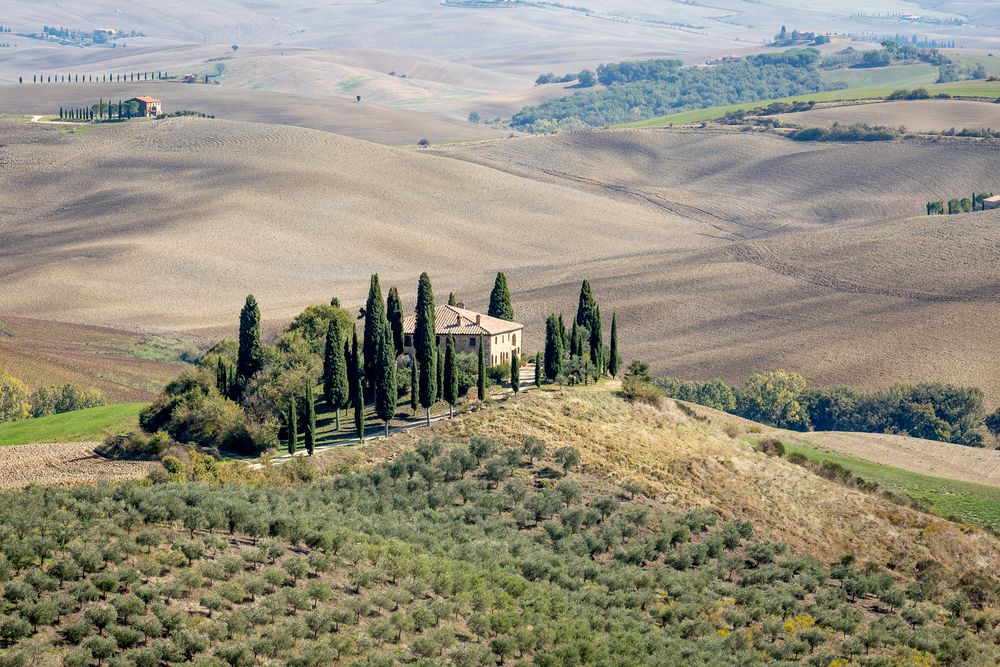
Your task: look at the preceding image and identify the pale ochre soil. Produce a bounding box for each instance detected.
[0,441,154,489]
[776,100,1000,133]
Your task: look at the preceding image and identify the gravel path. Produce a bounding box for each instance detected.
[0,441,154,489]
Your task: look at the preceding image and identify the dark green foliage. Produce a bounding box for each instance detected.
[352,332,365,441]
[303,381,316,456]
[609,313,620,378]
[236,295,263,398]
[346,328,358,410]
[544,315,563,381]
[322,321,348,430]
[513,51,823,130]
[575,280,603,366]
[444,335,458,416]
[286,399,297,455]
[596,58,683,84]
[534,352,542,387]
[436,347,444,403]
[510,350,520,394]
[386,286,404,356]
[410,354,419,412]
[362,275,386,396]
[986,409,1000,439]
[373,317,398,436]
[487,272,514,321]
[215,356,236,400]
[415,273,437,420]
[477,336,486,401]
[788,123,899,142]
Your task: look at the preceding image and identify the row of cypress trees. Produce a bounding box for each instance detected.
[543,280,620,383]
[32,71,167,84]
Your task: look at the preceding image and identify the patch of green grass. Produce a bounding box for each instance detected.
[621,80,1000,128]
[952,55,1000,77]
[820,63,937,89]
[0,403,147,446]
[786,442,1000,532]
[125,335,198,364]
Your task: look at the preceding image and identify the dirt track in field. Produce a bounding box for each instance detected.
[0,442,154,489]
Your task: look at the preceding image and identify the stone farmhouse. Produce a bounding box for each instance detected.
[128,96,162,117]
[402,304,523,367]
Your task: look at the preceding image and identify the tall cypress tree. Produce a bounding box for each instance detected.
[415,272,437,425]
[558,314,568,352]
[570,321,580,358]
[353,335,365,442]
[286,398,297,455]
[534,352,542,387]
[236,295,263,399]
[410,353,418,412]
[477,335,487,402]
[345,333,355,407]
[386,286,404,356]
[576,280,602,366]
[323,321,348,430]
[436,348,444,403]
[511,350,520,394]
[362,275,385,397]
[576,280,597,328]
[488,272,514,321]
[444,335,458,418]
[374,317,397,437]
[590,304,603,369]
[609,313,620,378]
[544,314,564,381]
[304,381,316,455]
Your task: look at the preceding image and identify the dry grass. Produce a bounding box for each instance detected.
[446,388,1000,572]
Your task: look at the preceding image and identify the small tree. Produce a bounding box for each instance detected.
[544,315,563,381]
[286,399,297,455]
[374,317,398,437]
[237,295,263,399]
[511,350,520,393]
[304,381,316,455]
[534,352,542,387]
[609,313,620,378]
[477,335,487,401]
[323,320,348,430]
[488,272,514,321]
[444,335,458,417]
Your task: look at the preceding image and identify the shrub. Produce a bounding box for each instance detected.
[0,372,30,423]
[756,438,785,457]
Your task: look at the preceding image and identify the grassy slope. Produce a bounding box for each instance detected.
[0,403,145,446]
[622,79,1000,128]
[785,442,1000,532]
[820,63,937,89]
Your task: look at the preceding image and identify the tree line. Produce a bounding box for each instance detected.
[25,71,168,84]
[59,99,141,121]
[0,372,105,423]
[653,369,995,446]
[927,192,995,215]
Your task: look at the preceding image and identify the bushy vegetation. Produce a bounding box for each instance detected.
[926,192,995,216]
[657,371,988,446]
[511,51,825,131]
[29,384,105,418]
[2,431,999,665]
[788,123,900,142]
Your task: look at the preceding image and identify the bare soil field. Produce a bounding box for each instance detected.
[0,316,190,401]
[0,83,501,145]
[0,441,154,489]
[776,100,1000,133]
[3,119,998,401]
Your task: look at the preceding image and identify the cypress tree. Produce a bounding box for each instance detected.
[304,381,316,455]
[236,295,263,399]
[286,399,297,455]
[570,321,580,358]
[511,350,520,394]
[374,317,397,437]
[362,274,385,395]
[576,280,602,366]
[436,348,444,403]
[609,313,620,378]
[488,272,514,321]
[386,286,404,356]
[544,315,564,381]
[576,280,597,328]
[216,356,235,399]
[345,333,355,407]
[415,272,437,425]
[410,353,418,412]
[444,335,458,418]
[534,352,542,387]
[477,335,487,402]
[353,334,365,442]
[448,292,458,306]
[559,314,568,352]
[322,321,348,430]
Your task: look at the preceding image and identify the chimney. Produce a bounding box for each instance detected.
[476,314,481,326]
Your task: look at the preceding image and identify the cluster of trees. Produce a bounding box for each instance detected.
[512,50,824,131]
[926,192,995,215]
[3,424,1000,665]
[124,272,530,458]
[937,62,988,83]
[771,26,830,47]
[29,71,167,84]
[534,72,583,85]
[541,280,620,385]
[0,372,105,423]
[594,58,682,85]
[788,123,899,142]
[656,370,995,446]
[60,99,142,122]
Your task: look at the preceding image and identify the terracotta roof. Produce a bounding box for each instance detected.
[129,96,160,103]
[984,195,1000,203]
[402,305,522,337]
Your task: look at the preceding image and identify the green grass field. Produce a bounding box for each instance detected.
[621,79,1000,128]
[820,63,937,90]
[786,442,1000,533]
[0,403,146,446]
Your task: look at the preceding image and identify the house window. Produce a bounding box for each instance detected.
[469,337,476,347]
[404,335,412,347]
[512,333,517,346]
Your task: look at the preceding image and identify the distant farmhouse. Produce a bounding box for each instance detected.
[984,195,1000,210]
[403,304,523,367]
[128,96,161,117]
